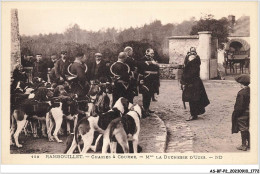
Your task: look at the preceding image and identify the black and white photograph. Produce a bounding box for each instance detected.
[1,1,259,168]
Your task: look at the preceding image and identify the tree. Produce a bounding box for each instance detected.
[190,15,229,49]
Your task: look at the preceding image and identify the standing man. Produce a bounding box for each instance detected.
[48,54,57,83]
[110,52,131,105]
[144,49,160,101]
[124,46,136,72]
[124,46,139,103]
[69,52,89,98]
[139,48,160,116]
[47,54,57,70]
[32,53,48,82]
[53,51,70,84]
[87,53,109,83]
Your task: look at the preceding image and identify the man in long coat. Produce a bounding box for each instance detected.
[139,48,160,116]
[181,47,210,121]
[232,74,250,151]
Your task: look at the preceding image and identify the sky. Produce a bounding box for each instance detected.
[16,1,254,36]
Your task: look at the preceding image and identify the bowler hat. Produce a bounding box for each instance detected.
[95,53,102,57]
[235,74,250,86]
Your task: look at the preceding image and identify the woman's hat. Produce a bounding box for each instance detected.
[235,74,250,86]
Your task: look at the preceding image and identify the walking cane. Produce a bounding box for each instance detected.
[181,84,186,109]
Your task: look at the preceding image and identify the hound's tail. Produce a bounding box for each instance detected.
[109,119,129,153]
[74,119,81,153]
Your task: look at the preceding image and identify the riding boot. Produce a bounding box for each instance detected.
[237,131,247,151]
[246,131,250,149]
[151,94,157,102]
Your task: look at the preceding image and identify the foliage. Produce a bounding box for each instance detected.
[20,19,196,64]
[190,14,229,49]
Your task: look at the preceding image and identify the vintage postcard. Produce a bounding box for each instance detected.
[1,1,259,166]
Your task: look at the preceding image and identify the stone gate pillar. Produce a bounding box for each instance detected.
[197,31,212,80]
[11,9,21,73]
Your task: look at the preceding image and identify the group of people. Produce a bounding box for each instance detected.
[12,47,160,116]
[12,46,250,152]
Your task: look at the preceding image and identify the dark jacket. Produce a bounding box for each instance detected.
[125,56,137,72]
[181,55,210,107]
[54,58,70,80]
[12,68,28,83]
[69,61,89,97]
[87,60,108,82]
[232,86,250,133]
[32,60,48,82]
[11,68,28,92]
[139,56,160,94]
[110,61,130,83]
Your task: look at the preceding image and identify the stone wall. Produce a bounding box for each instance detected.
[11,9,21,72]
[168,36,199,65]
[159,64,180,80]
[168,32,218,80]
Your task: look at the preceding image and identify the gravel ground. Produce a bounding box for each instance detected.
[151,79,244,153]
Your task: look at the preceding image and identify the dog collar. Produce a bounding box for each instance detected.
[132,110,141,119]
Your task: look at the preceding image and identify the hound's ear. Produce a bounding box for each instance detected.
[121,98,129,109]
[53,87,60,96]
[128,102,134,110]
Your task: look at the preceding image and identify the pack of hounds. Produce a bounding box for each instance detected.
[10,77,146,154]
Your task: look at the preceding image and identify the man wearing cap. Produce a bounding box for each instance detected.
[232,74,250,151]
[53,51,70,84]
[139,48,160,116]
[32,53,48,82]
[110,52,131,105]
[87,53,108,83]
[69,52,89,97]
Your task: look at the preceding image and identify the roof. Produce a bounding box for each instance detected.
[225,38,250,51]
[168,35,199,39]
[229,16,250,37]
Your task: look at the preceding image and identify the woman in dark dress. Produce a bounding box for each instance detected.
[181,47,210,121]
[232,74,250,151]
